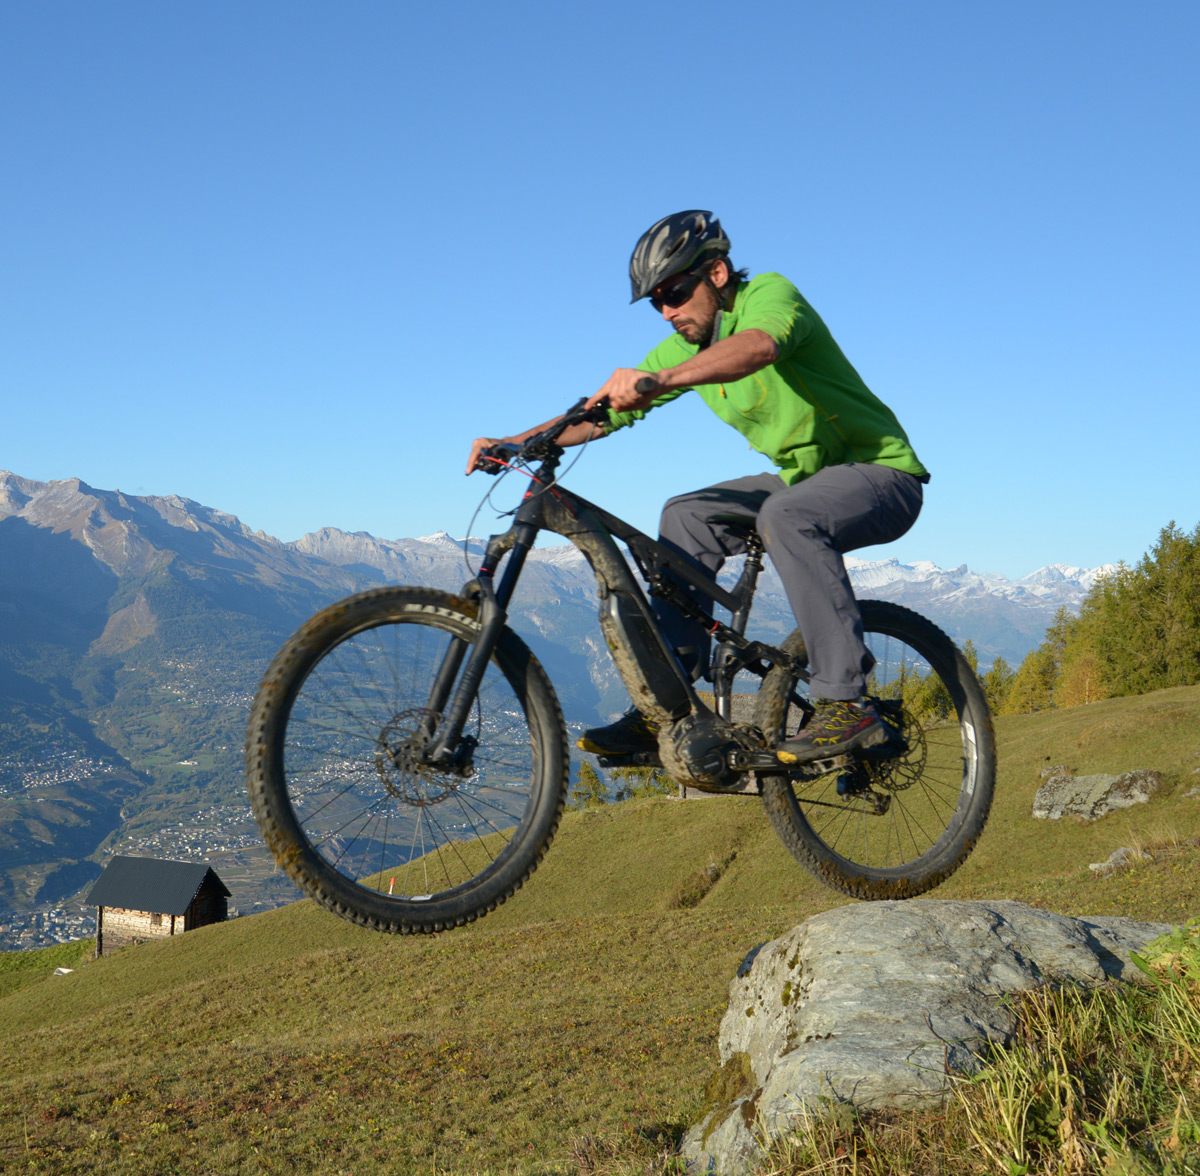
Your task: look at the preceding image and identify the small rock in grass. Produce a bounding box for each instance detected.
[1088,847,1146,875]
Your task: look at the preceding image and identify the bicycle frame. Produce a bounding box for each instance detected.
[423,443,797,771]
[245,397,996,922]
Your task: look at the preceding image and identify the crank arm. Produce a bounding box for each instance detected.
[595,750,663,769]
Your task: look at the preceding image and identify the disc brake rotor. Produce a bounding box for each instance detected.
[374,708,464,805]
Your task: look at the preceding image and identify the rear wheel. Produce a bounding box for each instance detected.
[755,600,995,899]
[245,587,568,932]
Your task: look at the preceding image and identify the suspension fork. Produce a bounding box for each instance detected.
[422,522,537,766]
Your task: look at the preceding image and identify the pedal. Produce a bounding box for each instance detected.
[595,751,663,769]
[854,722,909,762]
[856,740,906,764]
[871,701,909,753]
[725,747,851,775]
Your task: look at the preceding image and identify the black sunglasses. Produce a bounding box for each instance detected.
[649,270,705,312]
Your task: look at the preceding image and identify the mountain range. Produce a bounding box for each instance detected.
[293,528,1113,670]
[0,470,1113,938]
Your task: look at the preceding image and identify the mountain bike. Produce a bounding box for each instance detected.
[245,396,995,933]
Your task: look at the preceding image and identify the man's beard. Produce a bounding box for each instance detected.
[673,306,717,345]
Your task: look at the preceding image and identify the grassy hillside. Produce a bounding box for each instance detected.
[2,685,1198,1174]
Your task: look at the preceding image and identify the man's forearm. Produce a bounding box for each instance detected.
[507,417,605,448]
[467,413,605,475]
[655,328,777,390]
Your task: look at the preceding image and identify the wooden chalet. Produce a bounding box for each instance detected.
[86,856,231,957]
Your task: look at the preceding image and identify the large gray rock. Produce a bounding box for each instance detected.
[1032,768,1163,821]
[680,900,1173,1175]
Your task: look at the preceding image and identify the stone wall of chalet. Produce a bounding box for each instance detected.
[98,907,182,954]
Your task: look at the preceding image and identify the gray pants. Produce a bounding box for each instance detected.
[654,463,925,700]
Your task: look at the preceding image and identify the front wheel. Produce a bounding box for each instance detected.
[245,587,568,933]
[755,600,995,900]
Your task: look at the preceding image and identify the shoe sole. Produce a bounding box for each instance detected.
[775,722,890,765]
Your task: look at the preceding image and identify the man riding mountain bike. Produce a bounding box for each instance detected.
[466,209,929,766]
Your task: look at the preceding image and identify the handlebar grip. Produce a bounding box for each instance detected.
[635,376,660,396]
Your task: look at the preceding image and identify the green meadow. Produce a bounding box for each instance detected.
[2,685,1198,1174]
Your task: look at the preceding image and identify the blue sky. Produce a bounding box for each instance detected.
[3,1,1197,579]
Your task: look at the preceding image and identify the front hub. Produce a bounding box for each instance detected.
[374,709,470,804]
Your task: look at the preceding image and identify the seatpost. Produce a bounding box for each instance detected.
[729,536,765,635]
[713,534,766,718]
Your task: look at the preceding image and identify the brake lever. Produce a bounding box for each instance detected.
[476,442,521,474]
[579,398,614,425]
[564,380,656,427]
[531,397,611,449]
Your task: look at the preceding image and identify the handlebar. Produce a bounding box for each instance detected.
[476,380,661,474]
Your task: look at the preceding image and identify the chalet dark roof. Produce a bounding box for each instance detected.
[86,856,231,915]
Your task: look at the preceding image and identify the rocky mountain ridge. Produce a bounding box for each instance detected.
[1,471,1113,676]
[283,525,1115,666]
[843,553,1116,600]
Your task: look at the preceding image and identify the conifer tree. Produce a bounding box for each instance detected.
[568,760,608,809]
[1056,647,1108,707]
[1001,643,1058,714]
[1076,523,1200,696]
[1056,594,1109,707]
[1135,521,1200,688]
[609,764,676,800]
[1000,519,1200,712]
[982,655,1015,713]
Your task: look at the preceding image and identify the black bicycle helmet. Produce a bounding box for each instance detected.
[628,210,731,303]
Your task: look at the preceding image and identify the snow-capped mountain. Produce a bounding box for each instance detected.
[1,469,1110,684]
[840,556,1114,667]
[844,555,1116,610]
[288,521,1111,670]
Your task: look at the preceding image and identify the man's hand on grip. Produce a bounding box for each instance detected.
[586,369,661,414]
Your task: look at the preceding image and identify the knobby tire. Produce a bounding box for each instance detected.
[244,587,568,933]
[755,600,996,899]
